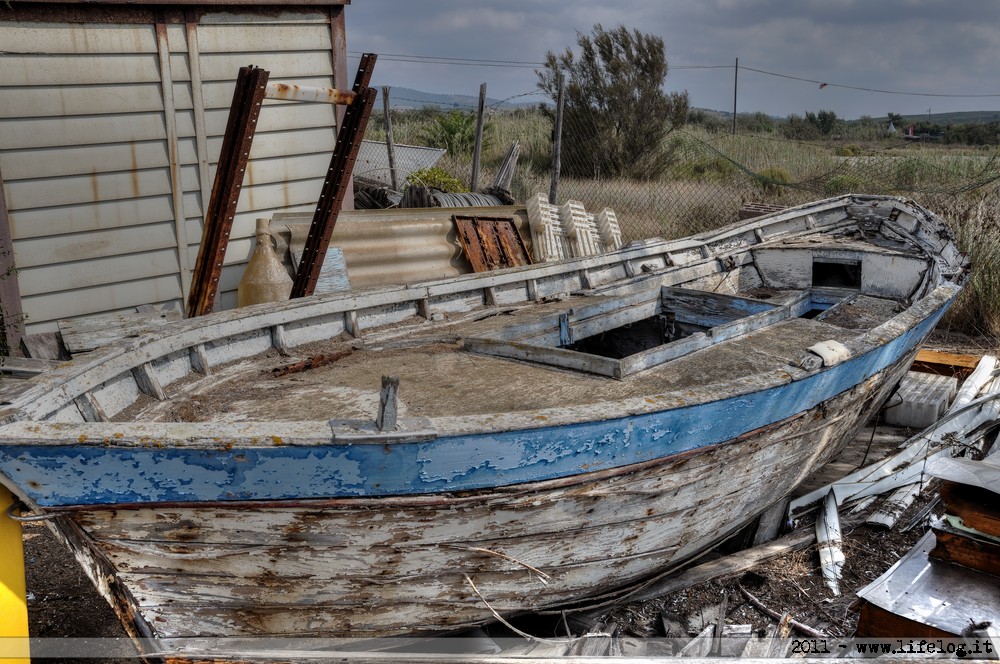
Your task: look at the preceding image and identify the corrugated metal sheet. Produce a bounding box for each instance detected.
[0,7,346,333]
[273,206,534,289]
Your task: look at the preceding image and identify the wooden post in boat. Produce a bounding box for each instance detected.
[0,486,30,663]
[377,375,399,431]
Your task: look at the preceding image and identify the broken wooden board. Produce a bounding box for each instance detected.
[911,348,983,380]
[938,480,1000,538]
[0,357,63,378]
[930,516,1000,577]
[453,215,532,273]
[57,308,182,354]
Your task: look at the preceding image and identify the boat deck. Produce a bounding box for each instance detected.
[119,288,877,424]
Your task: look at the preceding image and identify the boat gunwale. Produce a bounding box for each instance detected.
[0,195,966,434]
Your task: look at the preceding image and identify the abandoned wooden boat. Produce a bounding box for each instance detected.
[0,194,968,648]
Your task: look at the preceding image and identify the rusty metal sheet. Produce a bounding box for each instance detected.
[453,215,532,273]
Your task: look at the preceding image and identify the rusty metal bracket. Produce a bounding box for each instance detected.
[186,65,270,318]
[291,53,378,299]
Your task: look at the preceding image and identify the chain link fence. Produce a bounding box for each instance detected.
[368,95,1000,338]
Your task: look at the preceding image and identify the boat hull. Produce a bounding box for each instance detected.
[51,345,915,640]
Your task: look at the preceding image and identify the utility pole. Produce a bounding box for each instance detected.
[732,57,739,135]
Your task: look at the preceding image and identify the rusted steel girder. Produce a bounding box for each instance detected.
[186,65,269,318]
[291,53,377,299]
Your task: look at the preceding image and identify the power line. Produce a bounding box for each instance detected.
[740,65,1000,99]
[352,50,1000,101]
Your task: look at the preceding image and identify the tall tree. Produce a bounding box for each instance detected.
[537,24,689,179]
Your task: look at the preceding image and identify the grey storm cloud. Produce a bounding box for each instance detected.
[346,0,1000,119]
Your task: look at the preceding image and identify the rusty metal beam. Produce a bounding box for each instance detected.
[186,65,269,318]
[264,82,355,105]
[291,53,377,299]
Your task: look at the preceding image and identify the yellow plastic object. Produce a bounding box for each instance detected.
[0,485,30,663]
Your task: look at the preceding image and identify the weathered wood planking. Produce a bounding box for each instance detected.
[58,308,183,354]
[66,364,898,638]
[0,195,969,645]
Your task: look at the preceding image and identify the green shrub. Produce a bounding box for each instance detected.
[835,144,862,157]
[757,166,792,195]
[683,156,738,181]
[824,173,864,195]
[404,167,468,192]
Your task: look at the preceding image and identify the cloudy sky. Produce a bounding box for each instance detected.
[345,0,1000,120]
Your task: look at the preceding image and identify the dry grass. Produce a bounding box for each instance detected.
[369,109,1000,338]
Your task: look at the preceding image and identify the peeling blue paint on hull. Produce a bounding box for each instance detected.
[0,297,948,508]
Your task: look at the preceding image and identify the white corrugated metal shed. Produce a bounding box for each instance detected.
[0,1,351,341]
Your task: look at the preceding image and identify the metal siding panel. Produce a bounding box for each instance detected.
[21,275,183,327]
[0,23,158,54]
[195,10,331,25]
[17,249,181,297]
[0,54,162,86]
[9,197,176,239]
[197,102,338,137]
[0,142,170,181]
[0,82,166,119]
[13,222,178,268]
[243,153,334,188]
[195,51,333,83]
[205,126,336,161]
[196,23,331,52]
[4,168,172,210]
[0,114,168,150]
[236,178,327,215]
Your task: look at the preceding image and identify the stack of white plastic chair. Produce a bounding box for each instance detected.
[526,193,570,262]
[595,207,623,252]
[526,193,623,262]
[560,199,603,257]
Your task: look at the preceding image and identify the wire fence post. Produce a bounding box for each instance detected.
[381,85,399,191]
[470,82,487,191]
[549,72,565,204]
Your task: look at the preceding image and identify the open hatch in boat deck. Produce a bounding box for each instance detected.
[123,283,908,424]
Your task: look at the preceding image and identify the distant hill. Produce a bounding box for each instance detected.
[880,111,1000,125]
[378,87,536,111]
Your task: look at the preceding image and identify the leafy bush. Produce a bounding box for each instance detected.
[757,166,792,195]
[824,173,864,195]
[404,167,468,192]
[835,144,862,157]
